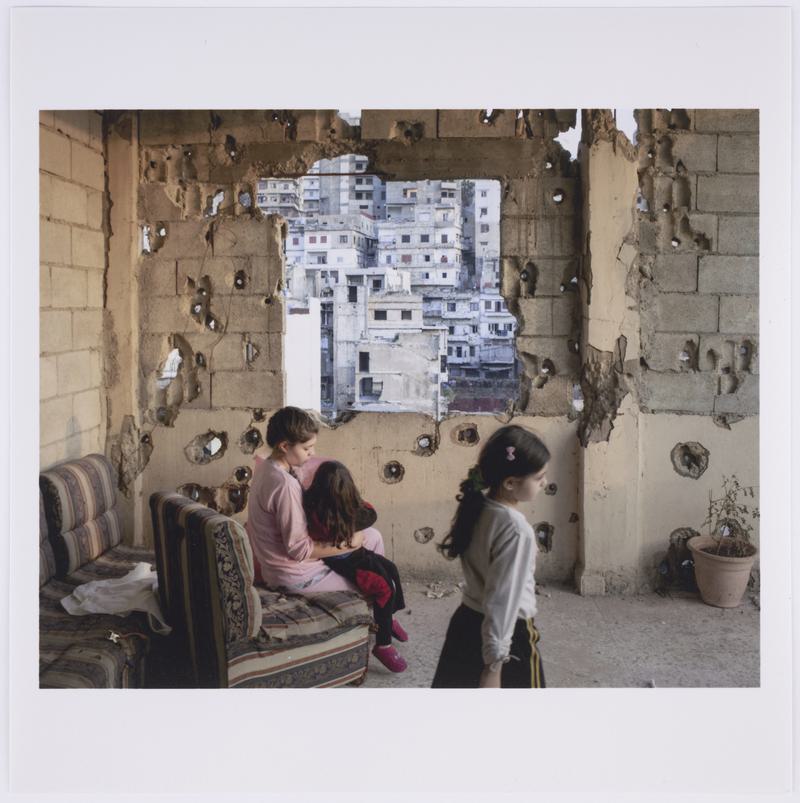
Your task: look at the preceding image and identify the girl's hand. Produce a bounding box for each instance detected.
[479,666,502,688]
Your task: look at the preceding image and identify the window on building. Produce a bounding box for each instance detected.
[495,300,503,311]
[447,346,453,356]
[470,302,479,311]
[309,236,317,243]
[469,346,476,356]
[386,255,392,264]
[339,235,348,244]
[292,237,300,245]
[401,234,411,243]
[440,355,447,372]
[448,326,455,335]
[480,208,488,217]
[424,272,430,279]
[447,302,457,312]
[420,234,430,243]
[316,256,327,265]
[480,224,490,233]
[372,279,383,290]
[359,351,370,371]
[441,234,448,244]
[480,190,487,197]
[330,271,339,282]
[356,178,364,185]
[442,272,448,278]
[441,255,448,263]
[485,300,492,310]
[361,377,373,395]
[424,255,431,263]
[349,286,358,303]
[456,346,463,358]
[320,235,327,243]
[374,309,387,320]
[401,254,412,264]
[472,325,478,333]
[401,310,412,320]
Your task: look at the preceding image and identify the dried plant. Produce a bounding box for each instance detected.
[701,475,760,558]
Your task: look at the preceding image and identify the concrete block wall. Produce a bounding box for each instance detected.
[636,109,759,416]
[39,111,107,469]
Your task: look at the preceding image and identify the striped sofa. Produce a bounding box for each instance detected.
[39,454,155,688]
[150,492,374,688]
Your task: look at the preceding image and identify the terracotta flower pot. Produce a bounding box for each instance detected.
[687,534,757,608]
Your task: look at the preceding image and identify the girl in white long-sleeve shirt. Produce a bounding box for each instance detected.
[432,425,550,689]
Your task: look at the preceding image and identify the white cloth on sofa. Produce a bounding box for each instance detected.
[61,562,171,634]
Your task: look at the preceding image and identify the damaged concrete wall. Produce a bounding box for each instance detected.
[39,111,107,469]
[39,107,758,591]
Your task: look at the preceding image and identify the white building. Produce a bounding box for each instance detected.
[284,297,322,411]
[256,178,302,218]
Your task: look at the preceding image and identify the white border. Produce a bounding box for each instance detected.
[3,3,795,802]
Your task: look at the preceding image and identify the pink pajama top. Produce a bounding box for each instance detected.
[245,457,329,590]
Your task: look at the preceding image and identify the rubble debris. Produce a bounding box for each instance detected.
[425,581,459,599]
[577,338,630,447]
[110,415,153,497]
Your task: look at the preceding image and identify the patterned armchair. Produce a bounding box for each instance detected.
[38,454,155,688]
[150,492,373,688]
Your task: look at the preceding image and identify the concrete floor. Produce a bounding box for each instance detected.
[362,578,760,688]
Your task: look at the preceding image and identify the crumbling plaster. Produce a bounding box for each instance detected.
[40,107,759,594]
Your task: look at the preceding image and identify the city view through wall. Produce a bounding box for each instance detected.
[261,155,518,420]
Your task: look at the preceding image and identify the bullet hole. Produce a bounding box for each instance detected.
[670,442,709,480]
[210,112,223,131]
[141,434,152,446]
[238,192,252,208]
[382,461,405,484]
[640,356,649,369]
[239,427,263,454]
[552,189,565,204]
[195,352,206,368]
[178,483,218,508]
[520,262,538,297]
[647,150,654,160]
[560,275,578,293]
[243,336,260,368]
[544,159,553,170]
[568,340,580,355]
[571,384,584,412]
[252,408,266,422]
[569,512,579,523]
[221,482,249,514]
[534,522,554,552]
[191,302,203,315]
[544,483,558,496]
[184,430,228,465]
[719,372,738,395]
[452,423,480,446]
[678,340,698,372]
[142,223,167,255]
[183,149,193,158]
[413,527,435,544]
[205,314,222,333]
[414,434,437,457]
[205,190,225,217]
[234,270,247,290]
[736,340,754,372]
[668,109,691,130]
[636,192,649,213]
[673,176,692,208]
[263,295,275,305]
[671,237,681,248]
[225,134,238,160]
[234,466,252,483]
[156,348,182,389]
[479,109,499,125]
[662,203,671,213]
[155,406,170,424]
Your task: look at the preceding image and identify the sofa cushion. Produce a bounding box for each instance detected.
[258,588,373,643]
[39,491,57,587]
[40,454,121,575]
[39,544,155,688]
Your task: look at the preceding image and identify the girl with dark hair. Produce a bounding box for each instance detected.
[303,461,409,673]
[432,425,551,689]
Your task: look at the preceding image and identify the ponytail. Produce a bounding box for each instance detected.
[437,465,487,560]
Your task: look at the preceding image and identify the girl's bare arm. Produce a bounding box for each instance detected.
[309,529,365,559]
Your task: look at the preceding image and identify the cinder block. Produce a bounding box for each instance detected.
[517,298,552,336]
[88,112,103,151]
[152,220,212,259]
[57,350,94,395]
[141,296,190,334]
[223,295,284,334]
[177,256,245,295]
[87,271,104,307]
[654,293,719,332]
[551,295,577,336]
[718,216,758,255]
[671,133,718,172]
[361,110,439,141]
[698,256,758,294]
[209,370,284,409]
[697,175,758,213]
[652,254,698,292]
[71,141,105,190]
[249,255,283,294]
[522,374,573,416]
[210,218,283,258]
[501,178,537,217]
[516,335,580,375]
[438,110,518,139]
[509,257,572,297]
[49,176,87,225]
[687,213,717,250]
[54,111,93,144]
[40,173,52,218]
[72,309,104,350]
[139,111,215,145]
[698,335,759,373]
[40,220,71,264]
[204,332,283,372]
[90,351,102,387]
[695,109,759,133]
[534,216,577,257]
[72,227,105,269]
[637,219,659,255]
[536,177,579,217]
[140,258,178,296]
[138,183,184,222]
[87,190,104,229]
[40,265,52,307]
[714,374,758,415]
[719,295,758,333]
[73,388,103,432]
[643,333,699,372]
[50,266,87,308]
[717,135,759,174]
[41,310,72,353]
[639,371,716,413]
[40,395,73,447]
[40,128,71,177]
[39,110,55,128]
[40,356,58,399]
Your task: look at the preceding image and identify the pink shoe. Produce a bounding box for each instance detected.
[391,618,409,642]
[372,644,407,673]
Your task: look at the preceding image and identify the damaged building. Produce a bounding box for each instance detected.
[39,107,759,594]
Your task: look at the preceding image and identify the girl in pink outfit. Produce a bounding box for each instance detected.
[245,407,385,595]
